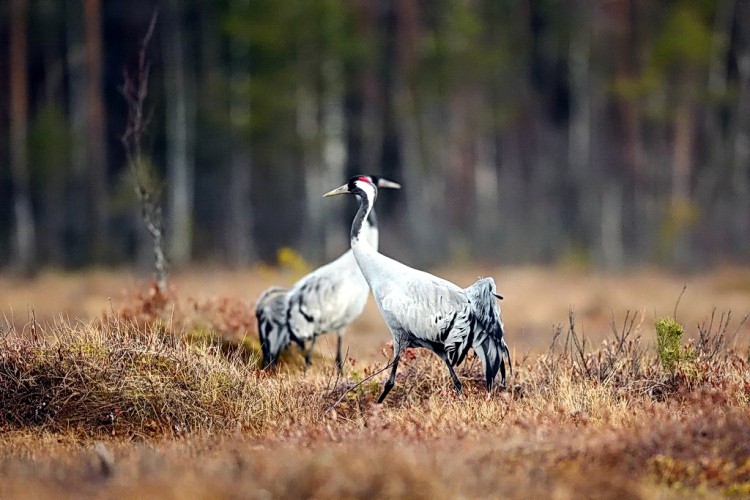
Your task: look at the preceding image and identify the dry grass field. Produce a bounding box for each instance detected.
[0,265,749,498]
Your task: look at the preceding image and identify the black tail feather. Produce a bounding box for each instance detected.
[466,277,511,390]
[255,287,291,367]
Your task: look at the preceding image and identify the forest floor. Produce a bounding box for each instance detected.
[0,265,749,498]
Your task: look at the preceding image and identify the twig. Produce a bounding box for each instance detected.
[323,344,349,393]
[325,360,394,412]
[549,323,563,354]
[610,309,636,358]
[673,283,687,320]
[731,313,749,347]
[568,308,590,377]
[1,313,15,339]
[29,307,37,342]
[547,323,564,376]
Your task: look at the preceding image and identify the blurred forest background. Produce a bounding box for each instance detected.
[1,0,749,275]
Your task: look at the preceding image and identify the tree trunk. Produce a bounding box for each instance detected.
[601,183,624,268]
[671,96,695,266]
[378,0,403,229]
[64,0,89,266]
[444,88,478,261]
[36,2,67,266]
[473,112,499,260]
[164,0,196,266]
[672,102,693,206]
[297,62,323,261]
[601,0,637,268]
[345,1,385,250]
[320,58,347,259]
[8,0,36,275]
[83,0,108,261]
[226,20,256,266]
[731,5,750,256]
[567,4,594,252]
[388,0,424,265]
[395,81,434,263]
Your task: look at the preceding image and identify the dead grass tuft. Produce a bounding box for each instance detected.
[0,316,263,437]
[0,277,748,497]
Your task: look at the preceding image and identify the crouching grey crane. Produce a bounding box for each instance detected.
[255,175,401,373]
[324,176,511,403]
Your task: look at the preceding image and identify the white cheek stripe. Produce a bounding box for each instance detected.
[355,181,377,200]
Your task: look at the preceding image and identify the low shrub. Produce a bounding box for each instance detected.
[0,318,261,436]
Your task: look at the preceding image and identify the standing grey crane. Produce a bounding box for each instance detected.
[255,175,401,373]
[324,176,511,403]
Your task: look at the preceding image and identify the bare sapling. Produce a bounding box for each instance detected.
[120,9,168,293]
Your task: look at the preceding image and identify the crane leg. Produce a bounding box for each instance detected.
[438,352,463,394]
[376,353,401,404]
[377,332,407,403]
[335,330,344,375]
[304,336,317,370]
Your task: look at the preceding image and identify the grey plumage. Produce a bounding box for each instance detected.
[324,175,511,402]
[255,175,401,371]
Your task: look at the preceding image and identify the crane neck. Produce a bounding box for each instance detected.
[351,185,377,248]
[362,209,379,249]
[359,218,378,249]
[367,209,378,230]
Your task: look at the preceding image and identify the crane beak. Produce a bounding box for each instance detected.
[377,179,401,190]
[324,184,350,197]
[493,293,503,301]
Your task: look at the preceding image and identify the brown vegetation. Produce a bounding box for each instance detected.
[0,268,749,497]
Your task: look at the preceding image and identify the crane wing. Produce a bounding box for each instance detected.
[286,253,368,338]
[377,274,469,344]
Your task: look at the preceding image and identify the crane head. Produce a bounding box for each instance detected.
[324,175,401,197]
[369,176,401,190]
